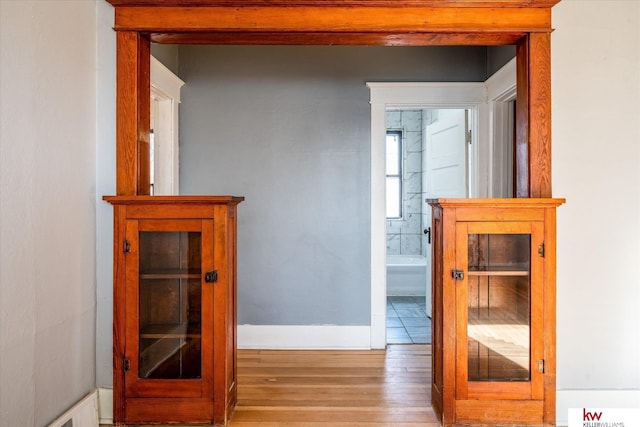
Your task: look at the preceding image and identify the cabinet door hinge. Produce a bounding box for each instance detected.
[538,244,545,257]
[123,240,131,254]
[123,357,130,372]
[452,270,464,281]
[537,359,545,373]
[466,129,472,145]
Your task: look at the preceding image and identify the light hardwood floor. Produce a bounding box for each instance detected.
[118,344,439,427]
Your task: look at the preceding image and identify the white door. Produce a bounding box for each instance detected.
[423,109,468,317]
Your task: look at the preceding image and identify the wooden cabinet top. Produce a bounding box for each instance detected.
[428,198,565,208]
[104,195,244,205]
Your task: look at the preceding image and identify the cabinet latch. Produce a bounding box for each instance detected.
[538,244,545,257]
[537,359,545,373]
[452,270,464,281]
[123,358,130,372]
[205,270,218,283]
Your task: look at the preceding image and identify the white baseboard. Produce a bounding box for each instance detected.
[98,387,113,425]
[556,389,640,426]
[238,324,371,349]
[48,390,99,427]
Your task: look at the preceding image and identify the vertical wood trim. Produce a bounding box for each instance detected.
[454,222,469,402]
[530,221,546,400]
[116,32,150,195]
[515,37,530,198]
[528,32,552,198]
[228,205,239,415]
[112,205,127,424]
[543,207,557,426]
[442,208,457,427]
[124,220,139,397]
[138,38,151,195]
[201,219,215,399]
[212,205,229,424]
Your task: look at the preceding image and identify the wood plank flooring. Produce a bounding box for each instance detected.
[119,344,439,426]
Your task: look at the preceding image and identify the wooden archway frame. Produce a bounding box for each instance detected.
[108,0,557,199]
[106,1,560,425]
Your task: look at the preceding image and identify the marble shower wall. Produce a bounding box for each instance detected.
[386,110,423,256]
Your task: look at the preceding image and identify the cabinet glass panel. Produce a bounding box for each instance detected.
[467,234,530,382]
[138,231,202,379]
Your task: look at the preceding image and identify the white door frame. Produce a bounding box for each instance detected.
[486,58,517,197]
[150,55,185,195]
[367,82,490,348]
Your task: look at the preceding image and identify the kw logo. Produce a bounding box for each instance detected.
[584,408,603,421]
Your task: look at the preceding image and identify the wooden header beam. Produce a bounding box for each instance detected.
[107,0,560,8]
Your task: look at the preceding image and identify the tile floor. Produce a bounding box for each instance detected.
[387,296,432,344]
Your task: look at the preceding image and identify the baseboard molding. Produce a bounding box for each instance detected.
[98,387,113,425]
[556,389,640,426]
[238,324,371,349]
[48,390,99,427]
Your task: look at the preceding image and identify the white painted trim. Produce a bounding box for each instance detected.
[47,390,99,427]
[370,101,387,350]
[98,387,113,425]
[486,58,517,102]
[367,82,489,348]
[486,58,517,198]
[151,56,185,102]
[150,55,184,195]
[238,325,371,349]
[368,82,487,106]
[556,389,640,426]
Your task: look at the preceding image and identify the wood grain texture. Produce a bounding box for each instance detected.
[441,208,457,426]
[107,345,437,426]
[150,31,526,46]
[112,205,127,424]
[429,199,563,427]
[137,37,151,195]
[115,32,139,196]
[113,6,552,34]
[107,0,561,7]
[105,199,242,425]
[230,345,437,426]
[528,32,552,198]
[543,206,558,426]
[455,399,544,425]
[115,32,150,196]
[430,209,444,423]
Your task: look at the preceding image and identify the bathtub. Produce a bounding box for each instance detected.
[386,254,427,296]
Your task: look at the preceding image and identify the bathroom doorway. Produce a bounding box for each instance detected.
[384,108,469,344]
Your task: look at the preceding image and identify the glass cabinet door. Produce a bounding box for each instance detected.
[125,219,214,398]
[456,221,544,400]
[138,230,202,380]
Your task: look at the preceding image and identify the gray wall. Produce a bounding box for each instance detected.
[178,46,487,325]
[151,43,181,76]
[487,45,516,77]
[0,1,97,425]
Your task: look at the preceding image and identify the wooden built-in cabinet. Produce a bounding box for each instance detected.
[104,196,243,425]
[429,198,564,427]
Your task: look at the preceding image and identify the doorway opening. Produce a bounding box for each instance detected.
[384,108,469,344]
[368,82,495,349]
